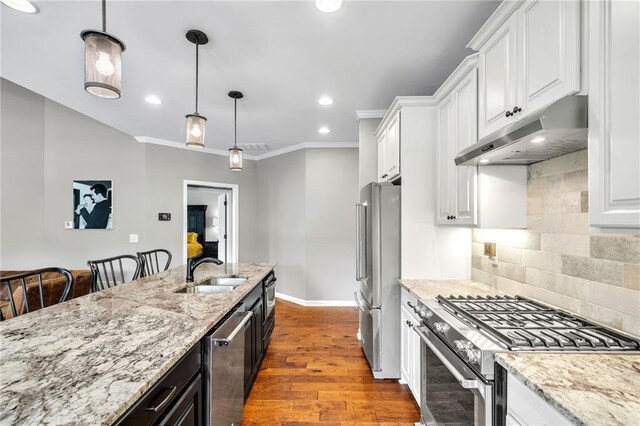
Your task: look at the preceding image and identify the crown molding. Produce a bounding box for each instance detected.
[432,53,479,102]
[134,136,260,160]
[375,95,436,136]
[253,141,359,161]
[466,0,524,51]
[135,136,358,162]
[355,110,387,121]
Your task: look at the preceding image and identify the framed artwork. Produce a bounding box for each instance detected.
[73,180,113,229]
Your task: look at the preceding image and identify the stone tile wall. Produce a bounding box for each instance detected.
[471,150,640,337]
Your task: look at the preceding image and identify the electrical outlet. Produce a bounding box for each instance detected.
[64,221,74,229]
[129,234,139,243]
[484,242,496,258]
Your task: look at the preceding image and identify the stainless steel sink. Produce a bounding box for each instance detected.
[175,285,235,294]
[199,276,248,287]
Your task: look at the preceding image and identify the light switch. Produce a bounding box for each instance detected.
[129,234,139,243]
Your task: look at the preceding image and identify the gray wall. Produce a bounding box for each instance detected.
[257,150,307,300]
[358,118,381,190]
[1,79,259,270]
[258,149,359,302]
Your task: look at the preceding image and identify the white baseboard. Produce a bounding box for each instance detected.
[275,291,357,307]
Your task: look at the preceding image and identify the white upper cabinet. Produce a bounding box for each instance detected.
[436,58,479,226]
[478,14,518,138]
[517,0,581,115]
[376,111,401,182]
[588,0,640,228]
[472,0,581,140]
[377,131,387,182]
[386,112,401,180]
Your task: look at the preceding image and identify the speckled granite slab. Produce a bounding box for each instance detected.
[496,352,640,426]
[0,262,275,425]
[398,278,504,299]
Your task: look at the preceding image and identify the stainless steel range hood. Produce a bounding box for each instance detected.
[455,96,588,166]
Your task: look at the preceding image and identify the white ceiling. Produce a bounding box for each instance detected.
[1,0,499,154]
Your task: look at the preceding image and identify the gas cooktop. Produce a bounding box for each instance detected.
[438,295,640,351]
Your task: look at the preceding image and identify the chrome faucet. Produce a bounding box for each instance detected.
[186,257,223,282]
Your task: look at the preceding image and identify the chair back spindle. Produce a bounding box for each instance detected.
[137,249,172,277]
[87,255,141,292]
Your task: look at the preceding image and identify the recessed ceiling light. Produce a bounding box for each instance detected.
[479,159,490,164]
[1,0,38,13]
[319,126,330,134]
[145,95,162,105]
[531,136,546,143]
[315,0,342,13]
[318,96,334,106]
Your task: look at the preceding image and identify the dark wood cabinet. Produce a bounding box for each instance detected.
[115,344,201,426]
[242,284,264,400]
[157,374,202,426]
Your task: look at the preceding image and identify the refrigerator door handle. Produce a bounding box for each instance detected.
[354,291,380,311]
[356,203,367,281]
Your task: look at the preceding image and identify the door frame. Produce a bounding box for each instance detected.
[183,180,239,265]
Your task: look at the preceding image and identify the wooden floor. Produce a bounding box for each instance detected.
[241,299,420,425]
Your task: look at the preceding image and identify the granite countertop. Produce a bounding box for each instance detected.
[0,262,275,425]
[496,352,640,426]
[398,278,504,299]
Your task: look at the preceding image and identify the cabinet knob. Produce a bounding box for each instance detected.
[452,215,456,219]
[505,110,513,117]
[447,215,451,220]
[513,106,522,113]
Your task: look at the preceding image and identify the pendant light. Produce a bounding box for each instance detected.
[228,91,244,171]
[185,30,209,149]
[80,0,126,99]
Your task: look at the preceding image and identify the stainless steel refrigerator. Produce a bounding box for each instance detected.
[355,182,401,379]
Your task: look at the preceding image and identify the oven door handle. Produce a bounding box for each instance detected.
[412,325,480,390]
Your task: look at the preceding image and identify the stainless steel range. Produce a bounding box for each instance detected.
[408,295,640,426]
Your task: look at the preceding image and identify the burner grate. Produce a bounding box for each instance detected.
[438,295,640,351]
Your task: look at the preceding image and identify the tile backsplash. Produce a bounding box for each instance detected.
[471,149,640,337]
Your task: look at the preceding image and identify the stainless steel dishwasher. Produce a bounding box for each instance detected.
[203,304,253,426]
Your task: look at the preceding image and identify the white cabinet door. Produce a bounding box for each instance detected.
[377,131,387,182]
[589,0,640,228]
[478,14,518,139]
[386,111,401,180]
[453,68,478,225]
[517,0,581,115]
[437,96,455,224]
[400,306,412,386]
[507,372,572,425]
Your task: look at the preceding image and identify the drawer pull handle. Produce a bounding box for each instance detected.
[145,386,177,412]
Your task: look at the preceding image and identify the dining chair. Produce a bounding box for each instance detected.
[87,254,141,292]
[137,249,172,277]
[0,268,73,321]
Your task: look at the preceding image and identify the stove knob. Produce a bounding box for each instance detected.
[453,340,472,352]
[434,322,450,334]
[464,348,482,364]
[418,307,433,320]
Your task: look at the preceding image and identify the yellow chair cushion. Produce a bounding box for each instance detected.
[187,232,198,243]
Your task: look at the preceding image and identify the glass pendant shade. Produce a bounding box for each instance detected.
[81,31,125,99]
[186,114,207,149]
[229,147,243,171]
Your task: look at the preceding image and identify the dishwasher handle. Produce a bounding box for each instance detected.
[212,311,253,347]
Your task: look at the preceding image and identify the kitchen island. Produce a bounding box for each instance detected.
[0,263,275,425]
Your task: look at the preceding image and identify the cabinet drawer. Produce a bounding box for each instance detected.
[507,372,571,425]
[115,343,201,426]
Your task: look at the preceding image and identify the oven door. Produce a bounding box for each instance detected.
[412,325,493,426]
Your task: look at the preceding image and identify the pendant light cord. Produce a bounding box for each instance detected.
[195,39,199,114]
[102,0,106,32]
[234,98,237,148]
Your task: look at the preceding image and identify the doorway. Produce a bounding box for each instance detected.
[183,180,239,264]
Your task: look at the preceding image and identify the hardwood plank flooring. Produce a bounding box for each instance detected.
[241,299,420,426]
